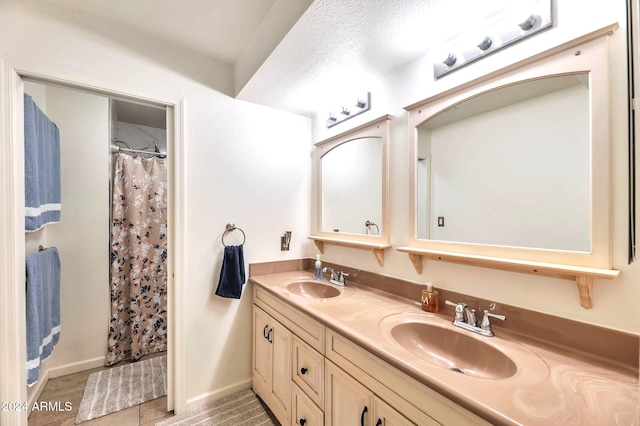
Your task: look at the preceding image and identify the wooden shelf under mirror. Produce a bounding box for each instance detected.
[397,247,619,309]
[309,236,391,266]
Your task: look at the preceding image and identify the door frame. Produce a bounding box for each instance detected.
[0,57,186,425]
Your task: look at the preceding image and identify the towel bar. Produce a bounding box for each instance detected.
[222,223,246,246]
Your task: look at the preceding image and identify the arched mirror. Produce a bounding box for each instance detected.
[416,74,590,252]
[321,137,382,234]
[399,27,619,308]
[310,115,391,265]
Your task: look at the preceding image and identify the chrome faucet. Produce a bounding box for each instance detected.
[444,300,505,337]
[463,305,477,327]
[322,267,349,287]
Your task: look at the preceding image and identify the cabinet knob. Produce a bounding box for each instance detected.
[376,419,382,426]
[299,418,306,426]
[300,367,307,375]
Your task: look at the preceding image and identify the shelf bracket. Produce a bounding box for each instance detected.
[372,249,385,267]
[576,275,593,309]
[313,240,324,254]
[408,253,423,274]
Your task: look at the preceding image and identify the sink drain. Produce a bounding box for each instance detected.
[450,367,465,374]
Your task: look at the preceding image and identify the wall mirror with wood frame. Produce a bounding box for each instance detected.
[310,115,391,265]
[398,26,620,308]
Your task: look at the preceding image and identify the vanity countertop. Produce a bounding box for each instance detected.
[250,270,639,426]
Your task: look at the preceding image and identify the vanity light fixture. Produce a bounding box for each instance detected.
[433,1,552,78]
[325,92,371,128]
[443,53,457,67]
[477,36,493,51]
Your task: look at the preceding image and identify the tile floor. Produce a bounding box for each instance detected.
[28,361,174,426]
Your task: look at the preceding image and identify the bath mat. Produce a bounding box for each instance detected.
[156,389,276,426]
[75,355,167,424]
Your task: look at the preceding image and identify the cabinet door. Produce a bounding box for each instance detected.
[373,397,419,426]
[253,306,272,390]
[270,320,292,418]
[326,360,374,426]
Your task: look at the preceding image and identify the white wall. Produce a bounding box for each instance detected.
[116,122,167,152]
[310,0,640,334]
[0,0,312,410]
[44,86,110,369]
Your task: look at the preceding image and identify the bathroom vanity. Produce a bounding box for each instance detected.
[250,267,638,426]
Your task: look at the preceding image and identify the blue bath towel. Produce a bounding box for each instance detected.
[25,247,61,386]
[215,245,246,299]
[24,93,61,232]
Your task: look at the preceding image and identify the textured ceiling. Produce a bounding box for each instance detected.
[236,0,523,116]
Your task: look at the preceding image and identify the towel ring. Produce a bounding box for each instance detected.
[222,223,246,246]
[365,220,379,235]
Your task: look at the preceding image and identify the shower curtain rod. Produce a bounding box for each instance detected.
[111,143,166,158]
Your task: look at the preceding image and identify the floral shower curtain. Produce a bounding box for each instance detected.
[106,153,167,366]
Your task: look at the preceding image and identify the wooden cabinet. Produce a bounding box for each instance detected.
[254,287,326,426]
[325,360,416,426]
[253,305,292,425]
[253,284,489,426]
[326,329,489,425]
[374,397,417,426]
[325,360,374,426]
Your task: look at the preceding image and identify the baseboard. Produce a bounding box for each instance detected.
[48,356,105,379]
[184,378,253,413]
[27,366,50,413]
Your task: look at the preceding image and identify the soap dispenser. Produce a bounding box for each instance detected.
[313,255,323,280]
[421,282,439,313]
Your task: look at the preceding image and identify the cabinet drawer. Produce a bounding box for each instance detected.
[292,383,323,426]
[254,286,325,353]
[292,336,324,408]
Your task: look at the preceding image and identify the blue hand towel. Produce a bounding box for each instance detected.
[24,93,61,232]
[25,247,61,386]
[215,245,246,299]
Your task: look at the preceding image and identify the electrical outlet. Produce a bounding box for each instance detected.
[438,217,445,227]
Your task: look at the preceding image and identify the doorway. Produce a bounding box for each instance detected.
[0,59,184,425]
